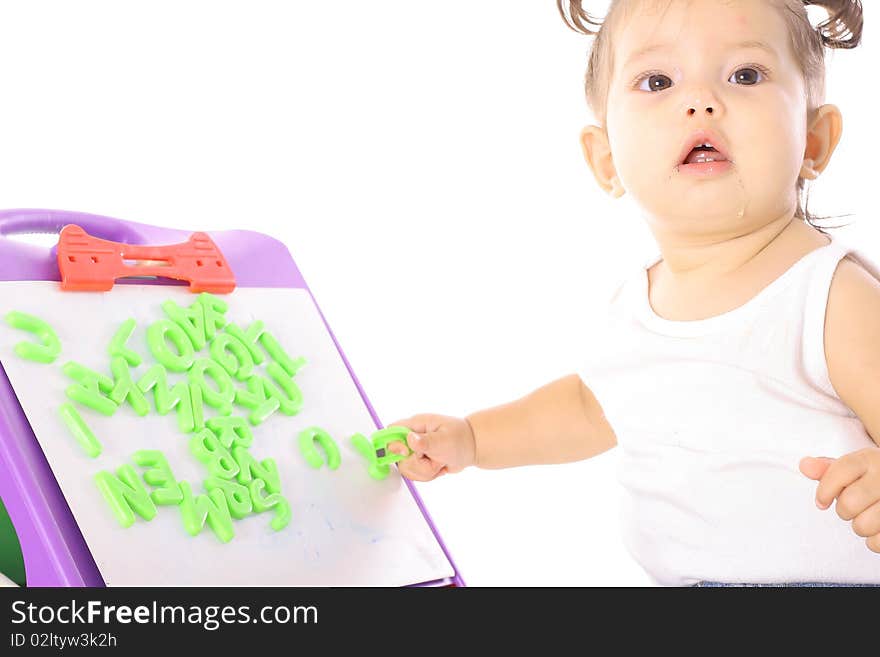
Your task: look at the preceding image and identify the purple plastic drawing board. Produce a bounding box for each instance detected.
[0,208,463,587]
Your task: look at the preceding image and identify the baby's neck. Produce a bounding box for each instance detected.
[651,215,818,281]
[646,216,831,321]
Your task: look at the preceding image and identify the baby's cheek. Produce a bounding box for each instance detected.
[607,118,669,190]
[739,92,806,175]
[617,161,664,203]
[734,135,803,211]
[614,144,671,201]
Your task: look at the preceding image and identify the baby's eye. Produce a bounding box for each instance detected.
[635,64,769,92]
[637,73,673,92]
[728,66,765,85]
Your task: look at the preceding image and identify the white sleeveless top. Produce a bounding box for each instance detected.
[578,235,880,586]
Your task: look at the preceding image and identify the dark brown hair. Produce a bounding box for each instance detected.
[557,0,864,232]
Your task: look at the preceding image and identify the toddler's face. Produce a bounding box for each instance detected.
[584,0,838,238]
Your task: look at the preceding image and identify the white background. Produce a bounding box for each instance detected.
[0,1,876,586]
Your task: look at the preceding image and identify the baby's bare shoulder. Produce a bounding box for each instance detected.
[825,256,880,446]
[825,256,880,360]
[829,256,880,304]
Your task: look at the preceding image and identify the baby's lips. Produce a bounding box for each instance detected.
[676,129,732,166]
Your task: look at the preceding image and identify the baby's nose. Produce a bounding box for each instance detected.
[687,104,715,115]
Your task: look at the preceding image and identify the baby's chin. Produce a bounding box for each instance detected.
[637,188,754,228]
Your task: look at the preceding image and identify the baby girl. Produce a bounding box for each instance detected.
[388,0,880,586]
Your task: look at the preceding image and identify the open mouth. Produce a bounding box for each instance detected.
[682,144,727,165]
[675,131,733,176]
[677,131,731,168]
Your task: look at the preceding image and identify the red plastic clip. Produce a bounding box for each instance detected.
[57,224,236,294]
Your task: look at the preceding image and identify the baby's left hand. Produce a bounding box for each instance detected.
[800,447,880,555]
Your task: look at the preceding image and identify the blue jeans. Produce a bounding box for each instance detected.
[691,581,880,587]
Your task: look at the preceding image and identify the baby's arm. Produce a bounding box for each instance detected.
[825,257,880,447]
[799,256,880,554]
[464,374,617,468]
[390,374,616,480]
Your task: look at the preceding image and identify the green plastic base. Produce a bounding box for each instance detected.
[0,496,26,586]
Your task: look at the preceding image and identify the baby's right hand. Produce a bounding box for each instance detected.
[385,413,477,482]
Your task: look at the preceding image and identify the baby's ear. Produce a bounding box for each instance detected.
[579,125,624,198]
[802,103,843,179]
[800,158,819,181]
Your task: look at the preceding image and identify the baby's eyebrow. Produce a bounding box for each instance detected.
[623,39,779,69]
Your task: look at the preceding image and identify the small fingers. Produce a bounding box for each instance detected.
[406,431,431,456]
[387,435,426,459]
[851,499,880,538]
[815,452,870,510]
[388,431,429,456]
[395,452,445,482]
[836,478,880,521]
[387,440,409,456]
[386,416,429,435]
[799,456,834,480]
